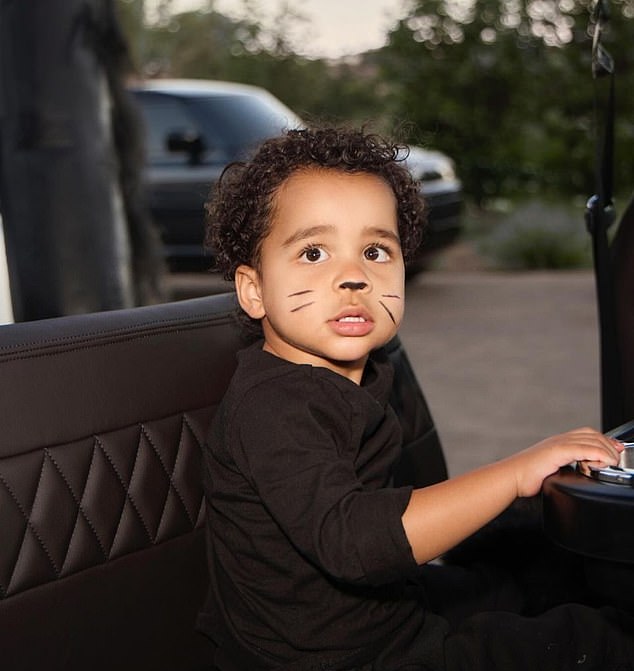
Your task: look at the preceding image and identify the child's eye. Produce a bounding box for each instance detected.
[364,244,391,262]
[300,245,329,263]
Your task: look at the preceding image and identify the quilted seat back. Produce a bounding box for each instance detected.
[0,292,447,671]
[0,293,242,671]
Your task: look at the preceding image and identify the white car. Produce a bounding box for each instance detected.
[129,79,463,276]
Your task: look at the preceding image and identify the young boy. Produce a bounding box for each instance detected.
[197,127,633,670]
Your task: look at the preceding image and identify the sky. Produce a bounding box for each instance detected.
[170,0,408,59]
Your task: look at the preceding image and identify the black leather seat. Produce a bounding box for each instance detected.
[0,292,445,671]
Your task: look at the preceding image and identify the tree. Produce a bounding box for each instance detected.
[115,0,634,205]
[115,1,386,126]
[377,0,634,204]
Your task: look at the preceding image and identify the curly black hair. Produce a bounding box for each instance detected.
[205,126,426,281]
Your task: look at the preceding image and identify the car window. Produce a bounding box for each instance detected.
[133,90,300,166]
[134,94,206,166]
[189,94,300,160]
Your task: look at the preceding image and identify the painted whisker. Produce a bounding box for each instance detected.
[379,301,396,324]
[288,290,314,297]
[290,301,315,313]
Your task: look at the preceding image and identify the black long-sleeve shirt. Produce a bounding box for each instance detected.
[198,342,440,670]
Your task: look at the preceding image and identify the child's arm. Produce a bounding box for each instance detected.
[401,427,623,565]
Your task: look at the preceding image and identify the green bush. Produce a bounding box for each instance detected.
[479,200,593,270]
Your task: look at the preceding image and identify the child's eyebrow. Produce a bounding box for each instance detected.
[366,227,401,246]
[282,225,334,247]
[281,225,401,247]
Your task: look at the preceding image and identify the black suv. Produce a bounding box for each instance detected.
[129,79,463,274]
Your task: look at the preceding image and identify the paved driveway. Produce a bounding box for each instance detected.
[399,270,600,476]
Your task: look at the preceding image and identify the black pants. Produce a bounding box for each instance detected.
[418,499,634,669]
[367,599,634,671]
[443,603,634,671]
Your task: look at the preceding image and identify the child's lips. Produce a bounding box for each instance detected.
[329,310,374,336]
[337,315,367,323]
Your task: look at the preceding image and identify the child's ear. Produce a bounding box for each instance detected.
[235,265,266,319]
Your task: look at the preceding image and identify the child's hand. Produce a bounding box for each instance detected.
[403,427,623,564]
[512,427,624,498]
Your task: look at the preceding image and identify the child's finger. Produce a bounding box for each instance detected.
[610,438,626,452]
[582,459,617,470]
[570,439,620,465]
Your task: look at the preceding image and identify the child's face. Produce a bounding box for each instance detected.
[235,168,405,383]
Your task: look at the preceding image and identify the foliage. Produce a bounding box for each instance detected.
[114,0,634,209]
[115,0,386,126]
[479,199,593,269]
[376,0,634,205]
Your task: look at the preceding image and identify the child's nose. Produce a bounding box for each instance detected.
[336,261,372,293]
[333,258,372,293]
[339,281,368,291]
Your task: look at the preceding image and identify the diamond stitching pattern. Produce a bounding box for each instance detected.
[0,406,214,599]
[46,444,109,568]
